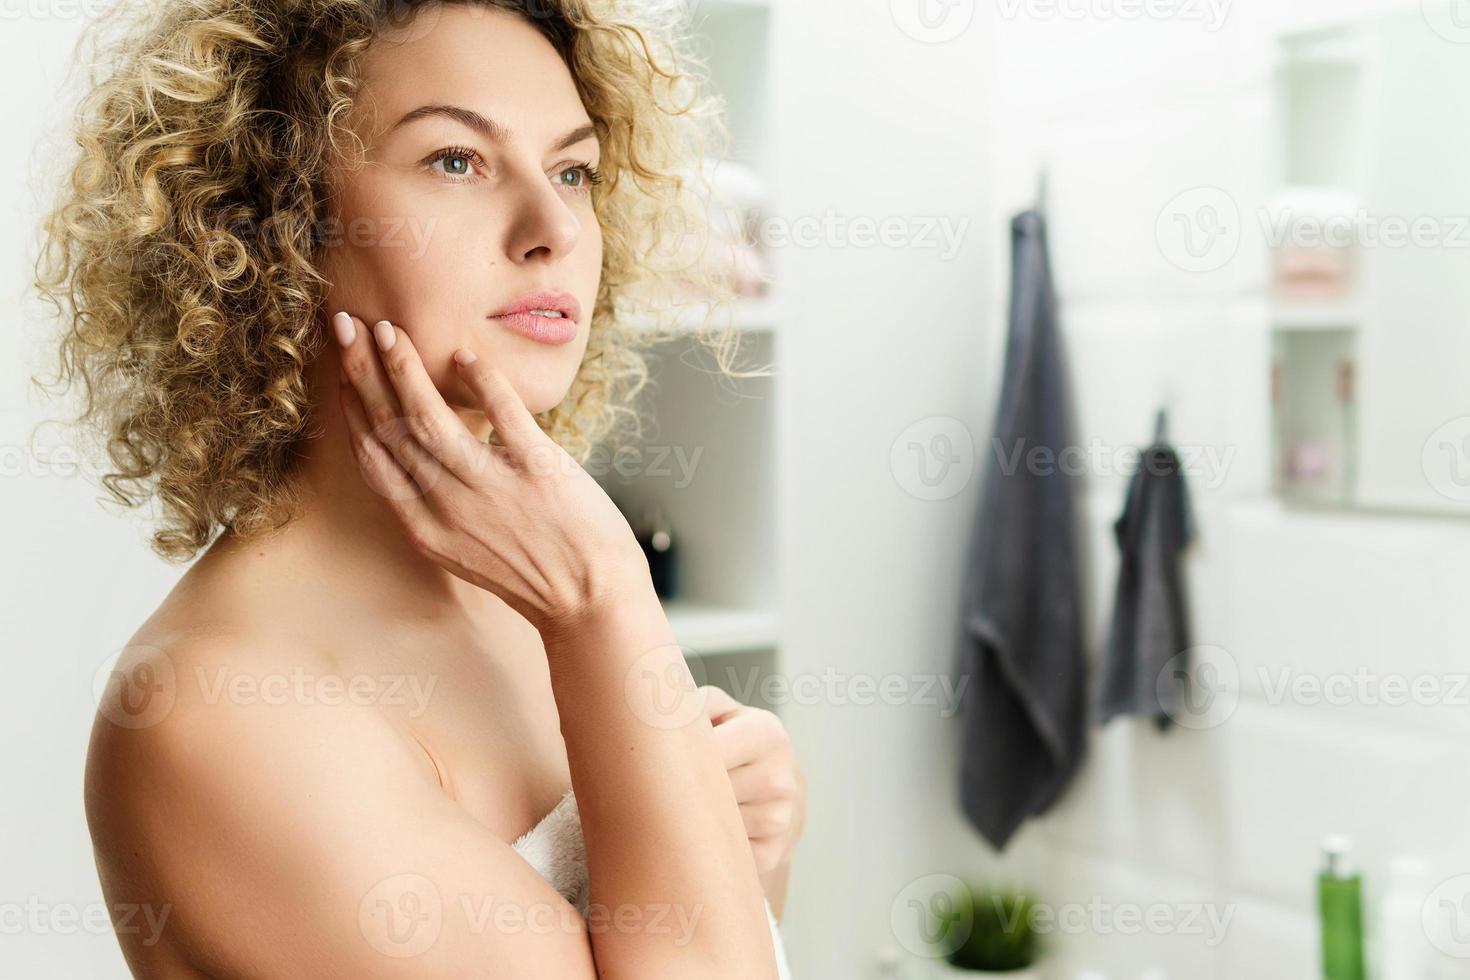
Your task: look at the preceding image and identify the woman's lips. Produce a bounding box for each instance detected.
[488,310,579,345]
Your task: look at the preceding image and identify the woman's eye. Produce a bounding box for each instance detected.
[426,146,485,182]
[557,163,605,195]
[423,148,603,192]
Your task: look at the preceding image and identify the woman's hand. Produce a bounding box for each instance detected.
[701,685,806,881]
[330,311,650,636]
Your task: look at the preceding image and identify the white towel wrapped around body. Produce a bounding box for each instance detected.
[511,789,793,979]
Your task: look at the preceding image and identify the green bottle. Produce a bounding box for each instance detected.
[1318,834,1366,980]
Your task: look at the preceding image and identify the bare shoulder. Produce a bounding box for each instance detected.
[84,625,434,839]
[84,601,595,977]
[83,627,424,968]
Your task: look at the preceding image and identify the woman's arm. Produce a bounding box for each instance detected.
[330,313,781,977]
[539,592,780,977]
[699,684,806,923]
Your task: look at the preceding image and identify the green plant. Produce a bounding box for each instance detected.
[932,883,1042,972]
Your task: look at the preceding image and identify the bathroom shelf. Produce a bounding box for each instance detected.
[593,0,780,708]
[1269,302,1364,331]
[1266,20,1379,510]
[662,600,780,656]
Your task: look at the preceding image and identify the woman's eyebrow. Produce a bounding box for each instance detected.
[387,103,597,152]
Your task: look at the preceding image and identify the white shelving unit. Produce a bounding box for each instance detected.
[1267,301,1364,333]
[1266,22,1379,508]
[1265,11,1470,518]
[664,601,780,656]
[593,0,782,710]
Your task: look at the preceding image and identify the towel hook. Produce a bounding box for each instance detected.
[1153,386,1175,443]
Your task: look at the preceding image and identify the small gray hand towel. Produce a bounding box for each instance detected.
[1096,418,1195,731]
[952,208,1088,852]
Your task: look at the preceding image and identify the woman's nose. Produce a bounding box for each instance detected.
[502,171,584,264]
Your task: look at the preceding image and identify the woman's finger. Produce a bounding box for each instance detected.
[711,722,765,772]
[701,684,744,725]
[727,759,793,804]
[335,311,469,492]
[708,705,785,770]
[452,349,548,458]
[360,318,486,485]
[335,312,408,452]
[338,374,435,511]
[370,402,459,501]
[737,799,795,840]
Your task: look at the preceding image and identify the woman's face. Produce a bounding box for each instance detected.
[320,3,603,421]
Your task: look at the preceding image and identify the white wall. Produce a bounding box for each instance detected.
[1,9,191,977]
[768,1,997,976]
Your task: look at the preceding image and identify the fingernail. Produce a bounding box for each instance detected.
[332,311,355,346]
[454,348,477,365]
[373,320,396,351]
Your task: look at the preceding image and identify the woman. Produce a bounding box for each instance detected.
[35,0,802,975]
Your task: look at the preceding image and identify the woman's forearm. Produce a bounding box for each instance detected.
[540,586,779,979]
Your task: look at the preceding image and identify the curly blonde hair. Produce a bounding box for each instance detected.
[32,0,765,563]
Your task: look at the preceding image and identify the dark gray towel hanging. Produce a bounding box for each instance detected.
[952,208,1088,852]
[1096,416,1196,731]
